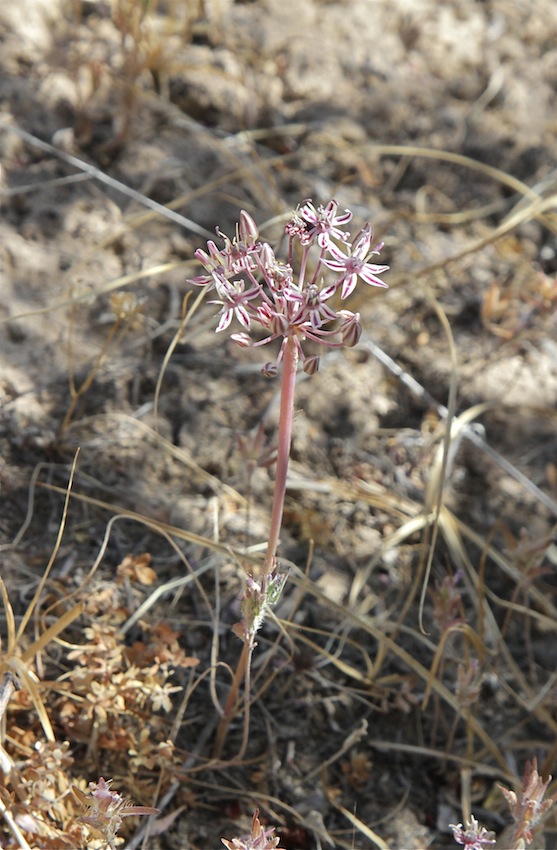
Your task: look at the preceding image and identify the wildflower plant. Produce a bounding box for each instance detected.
[221,809,281,850]
[190,199,388,582]
[498,758,557,846]
[450,815,496,850]
[73,777,159,850]
[449,760,557,850]
[189,200,388,757]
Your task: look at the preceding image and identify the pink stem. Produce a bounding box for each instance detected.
[263,335,298,577]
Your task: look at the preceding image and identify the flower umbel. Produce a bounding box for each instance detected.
[188,202,389,375]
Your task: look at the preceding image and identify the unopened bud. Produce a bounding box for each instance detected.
[239,210,259,245]
[260,242,276,268]
[303,355,320,375]
[270,313,289,337]
[231,332,252,347]
[208,240,222,261]
[339,310,362,347]
[262,362,278,378]
[263,569,288,605]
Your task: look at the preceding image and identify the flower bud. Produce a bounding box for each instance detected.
[262,362,278,378]
[339,310,362,347]
[263,569,288,605]
[270,312,289,337]
[303,355,320,375]
[260,242,276,268]
[231,332,252,348]
[239,210,259,245]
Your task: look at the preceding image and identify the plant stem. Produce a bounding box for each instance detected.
[60,316,123,433]
[262,335,299,577]
[212,638,253,760]
[213,336,298,759]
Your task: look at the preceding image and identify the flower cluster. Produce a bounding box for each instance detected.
[450,815,496,850]
[498,758,557,845]
[189,200,389,375]
[222,809,281,850]
[74,777,159,850]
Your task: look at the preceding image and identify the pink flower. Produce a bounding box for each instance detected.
[297,199,353,248]
[450,816,496,849]
[187,200,390,371]
[209,278,261,332]
[74,777,159,850]
[323,224,389,298]
[216,216,261,274]
[190,240,235,288]
[222,809,281,850]
[287,282,338,330]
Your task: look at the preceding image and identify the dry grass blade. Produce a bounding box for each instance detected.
[0,121,215,240]
[0,456,85,742]
[20,602,85,663]
[0,579,16,654]
[15,452,79,642]
[0,796,32,850]
[327,797,390,850]
[35,480,254,564]
[0,579,84,743]
[291,566,512,772]
[5,656,54,742]
[418,294,459,632]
